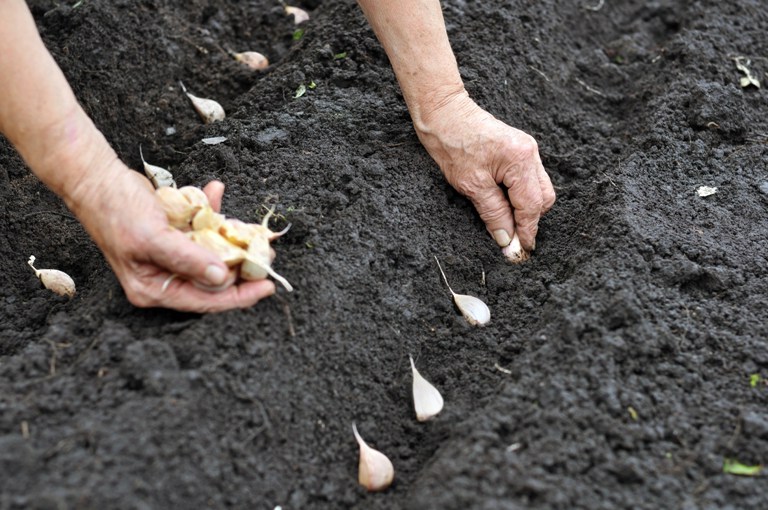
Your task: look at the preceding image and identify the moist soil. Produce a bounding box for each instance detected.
[2,1,767,508]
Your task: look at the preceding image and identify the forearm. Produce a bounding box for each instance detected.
[356,0,467,129]
[0,0,118,209]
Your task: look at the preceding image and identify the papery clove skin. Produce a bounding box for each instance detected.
[410,356,444,422]
[27,255,76,298]
[284,5,310,24]
[434,256,491,326]
[352,423,394,492]
[179,81,225,124]
[233,51,269,70]
[139,145,176,188]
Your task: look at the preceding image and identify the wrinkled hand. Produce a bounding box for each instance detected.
[67,160,275,312]
[415,94,555,258]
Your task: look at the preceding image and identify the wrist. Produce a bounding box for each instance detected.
[407,83,470,133]
[23,105,122,213]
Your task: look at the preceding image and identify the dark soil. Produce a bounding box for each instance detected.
[2,0,767,508]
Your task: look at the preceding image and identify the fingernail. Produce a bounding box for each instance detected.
[204,264,227,285]
[492,229,512,248]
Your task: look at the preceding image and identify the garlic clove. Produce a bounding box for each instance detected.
[410,356,444,422]
[453,294,491,326]
[240,236,271,281]
[192,206,226,232]
[219,219,263,248]
[284,5,310,24]
[27,255,75,298]
[352,423,394,492]
[178,186,210,214]
[156,186,195,229]
[434,256,490,326]
[233,51,269,70]
[179,81,225,124]
[502,233,530,264]
[139,145,176,188]
[241,239,294,292]
[187,230,246,267]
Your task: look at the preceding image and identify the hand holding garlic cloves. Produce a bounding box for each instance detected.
[65,160,275,312]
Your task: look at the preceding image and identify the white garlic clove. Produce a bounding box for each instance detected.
[410,356,444,422]
[352,423,394,492]
[179,81,225,124]
[434,256,490,326]
[27,256,75,298]
[241,244,294,292]
[240,236,271,281]
[502,233,530,264]
[453,294,491,326]
[284,5,310,24]
[139,145,176,188]
[233,51,269,70]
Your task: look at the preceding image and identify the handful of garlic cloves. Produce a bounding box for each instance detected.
[352,423,394,492]
[155,186,292,292]
[28,256,76,298]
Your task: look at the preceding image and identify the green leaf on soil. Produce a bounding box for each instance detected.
[334,51,347,60]
[294,84,306,98]
[750,373,761,387]
[723,459,763,476]
[308,81,317,90]
[293,29,305,41]
[627,406,638,421]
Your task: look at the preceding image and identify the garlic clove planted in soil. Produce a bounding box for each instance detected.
[140,145,176,188]
[284,5,310,24]
[233,51,269,70]
[352,423,394,492]
[27,255,75,298]
[502,233,530,264]
[179,81,225,124]
[410,356,444,422]
[434,256,490,326]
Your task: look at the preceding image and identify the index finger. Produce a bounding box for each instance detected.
[503,159,546,251]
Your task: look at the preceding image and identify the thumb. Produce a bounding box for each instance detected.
[149,228,231,287]
[466,174,516,249]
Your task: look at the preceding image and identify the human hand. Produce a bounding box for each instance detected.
[414,93,555,261]
[66,159,275,312]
